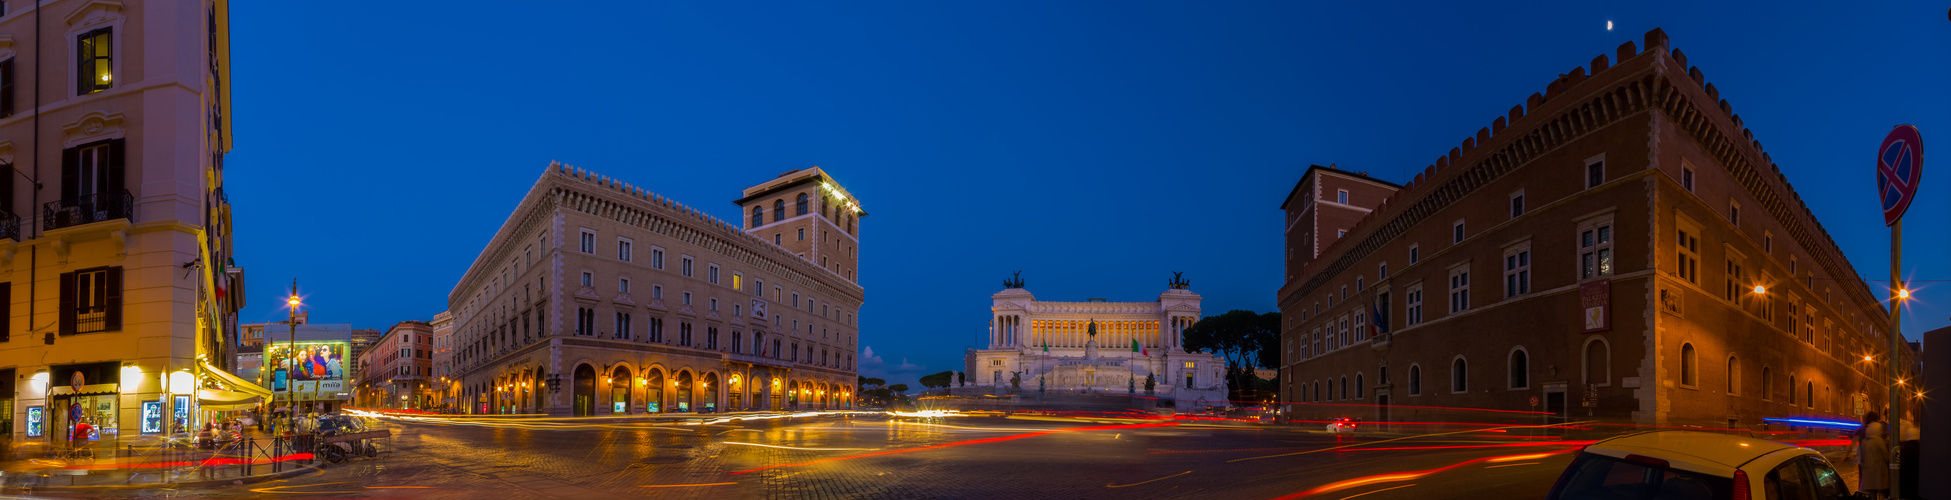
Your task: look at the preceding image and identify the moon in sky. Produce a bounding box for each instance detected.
[1606,20,1614,31]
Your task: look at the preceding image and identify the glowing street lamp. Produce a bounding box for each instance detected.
[1752,285,1766,294]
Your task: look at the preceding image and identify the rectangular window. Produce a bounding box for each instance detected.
[707,327,719,350]
[648,317,663,343]
[733,272,743,291]
[1790,256,1797,274]
[580,272,592,287]
[1509,191,1525,218]
[1763,232,1772,254]
[1408,245,1420,264]
[619,278,630,293]
[1355,277,1364,292]
[1336,189,1348,204]
[710,298,718,311]
[1504,248,1531,297]
[651,248,665,269]
[61,267,121,334]
[798,228,805,241]
[1723,259,1745,302]
[1676,228,1700,284]
[1448,266,1470,313]
[680,322,693,346]
[580,230,595,253]
[1586,159,1605,188]
[1405,285,1423,326]
[681,256,694,277]
[1352,312,1366,343]
[682,292,692,305]
[754,279,763,296]
[1452,221,1465,244]
[1337,230,1346,239]
[618,239,632,262]
[1681,165,1695,192]
[1729,201,1741,225]
[614,313,631,340]
[77,28,112,95]
[709,264,720,284]
[652,285,662,299]
[1378,262,1388,279]
[1579,221,1614,280]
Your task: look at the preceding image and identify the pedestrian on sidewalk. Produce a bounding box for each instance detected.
[1852,411,1890,500]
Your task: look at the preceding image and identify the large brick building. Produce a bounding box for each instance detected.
[1280,29,1902,429]
[450,164,863,416]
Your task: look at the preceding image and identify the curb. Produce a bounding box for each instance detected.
[1,462,323,492]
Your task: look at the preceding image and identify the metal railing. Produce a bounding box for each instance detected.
[43,188,134,231]
[0,210,19,242]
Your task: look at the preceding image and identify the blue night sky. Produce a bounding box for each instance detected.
[226,1,1951,387]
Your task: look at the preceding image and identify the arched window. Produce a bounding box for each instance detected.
[1805,382,1813,409]
[1314,381,1320,402]
[1762,366,1773,401]
[1727,356,1740,395]
[1339,376,1348,400]
[1680,343,1698,387]
[751,206,764,227]
[1509,348,1529,389]
[796,193,809,215]
[1408,365,1422,395]
[1452,357,1468,393]
[1355,373,1364,399]
[1299,383,1308,402]
[1789,375,1798,404]
[773,200,786,222]
[1583,337,1610,386]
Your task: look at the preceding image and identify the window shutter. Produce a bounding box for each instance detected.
[61,146,79,203]
[108,138,126,196]
[105,267,123,331]
[58,272,75,335]
[0,282,10,342]
[0,162,12,217]
[0,58,13,118]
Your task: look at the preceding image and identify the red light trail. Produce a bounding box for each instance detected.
[1270,447,1580,498]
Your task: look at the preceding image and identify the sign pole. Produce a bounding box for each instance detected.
[1887,219,1903,500]
[1874,124,1921,500]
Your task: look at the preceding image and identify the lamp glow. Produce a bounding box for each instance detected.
[1896,289,1910,299]
[1753,285,1766,294]
[168,370,195,394]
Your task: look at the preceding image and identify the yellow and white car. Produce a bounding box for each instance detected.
[1547,430,1867,500]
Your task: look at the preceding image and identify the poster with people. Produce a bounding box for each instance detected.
[270,341,347,386]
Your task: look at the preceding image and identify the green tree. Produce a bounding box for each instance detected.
[957,372,966,387]
[888,383,910,394]
[1184,310,1283,397]
[919,371,955,389]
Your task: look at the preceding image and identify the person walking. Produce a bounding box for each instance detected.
[1853,411,1891,499]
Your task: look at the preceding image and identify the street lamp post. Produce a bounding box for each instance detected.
[285,279,301,414]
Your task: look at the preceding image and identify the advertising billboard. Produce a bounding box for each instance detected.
[267,341,348,394]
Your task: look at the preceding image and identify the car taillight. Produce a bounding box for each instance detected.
[1732,469,1750,500]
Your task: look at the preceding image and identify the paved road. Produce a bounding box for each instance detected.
[83,413,1580,499]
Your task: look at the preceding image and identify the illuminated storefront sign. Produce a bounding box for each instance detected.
[141,401,163,434]
[25,407,42,437]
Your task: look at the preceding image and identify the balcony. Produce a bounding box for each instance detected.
[0,210,19,242]
[44,189,134,231]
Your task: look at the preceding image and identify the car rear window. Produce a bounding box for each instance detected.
[1550,452,1734,500]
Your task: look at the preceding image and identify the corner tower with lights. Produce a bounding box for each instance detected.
[734,167,866,284]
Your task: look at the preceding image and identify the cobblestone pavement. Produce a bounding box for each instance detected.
[72,414,1587,499]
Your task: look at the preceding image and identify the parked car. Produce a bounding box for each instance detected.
[1547,430,1868,500]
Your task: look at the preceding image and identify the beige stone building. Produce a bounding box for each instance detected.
[451,164,863,416]
[430,311,453,409]
[0,0,251,453]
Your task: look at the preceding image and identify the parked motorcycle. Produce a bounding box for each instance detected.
[312,415,378,464]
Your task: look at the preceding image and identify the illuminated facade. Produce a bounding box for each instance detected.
[0,0,252,452]
[966,286,1226,410]
[1280,29,1903,428]
[450,165,863,416]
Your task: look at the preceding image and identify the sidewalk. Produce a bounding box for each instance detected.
[0,435,321,492]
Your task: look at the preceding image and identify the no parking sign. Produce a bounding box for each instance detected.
[1877,125,1924,226]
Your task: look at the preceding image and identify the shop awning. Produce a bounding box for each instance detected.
[198,387,261,411]
[201,362,273,399]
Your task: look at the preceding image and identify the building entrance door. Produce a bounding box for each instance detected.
[1375,393,1390,431]
[1544,391,1566,427]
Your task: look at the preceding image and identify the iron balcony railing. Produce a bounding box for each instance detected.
[45,188,134,231]
[0,210,19,242]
